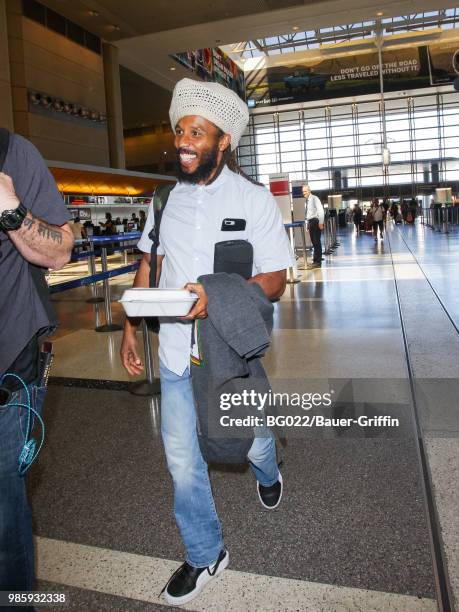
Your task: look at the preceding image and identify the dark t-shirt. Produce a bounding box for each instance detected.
[0,134,69,376]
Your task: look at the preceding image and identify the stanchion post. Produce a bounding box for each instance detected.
[95,245,122,332]
[130,319,161,396]
[285,224,300,284]
[334,216,340,246]
[324,218,333,255]
[299,222,308,269]
[443,207,449,234]
[86,239,104,304]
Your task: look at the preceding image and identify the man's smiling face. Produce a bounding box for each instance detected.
[174,115,230,184]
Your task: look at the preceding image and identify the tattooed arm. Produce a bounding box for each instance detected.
[10,212,74,269]
[0,172,74,270]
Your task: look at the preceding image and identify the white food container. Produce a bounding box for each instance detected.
[119,288,198,317]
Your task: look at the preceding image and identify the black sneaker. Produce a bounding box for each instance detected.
[257,472,283,509]
[162,549,229,606]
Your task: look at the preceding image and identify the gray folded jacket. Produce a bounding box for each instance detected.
[191,272,274,464]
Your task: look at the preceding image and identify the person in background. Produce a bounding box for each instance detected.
[401,200,409,222]
[370,198,384,241]
[409,198,418,222]
[83,219,94,237]
[70,216,85,240]
[352,202,363,235]
[344,206,353,224]
[100,212,116,235]
[139,209,146,232]
[303,184,324,269]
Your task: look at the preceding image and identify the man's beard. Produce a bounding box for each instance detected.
[176,141,221,184]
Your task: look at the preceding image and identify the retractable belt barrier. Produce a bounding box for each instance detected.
[49,262,140,294]
[420,206,459,234]
[323,215,339,255]
[49,230,161,395]
[284,216,340,283]
[284,221,307,284]
[51,232,142,331]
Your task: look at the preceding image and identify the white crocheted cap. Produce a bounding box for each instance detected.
[169,78,249,150]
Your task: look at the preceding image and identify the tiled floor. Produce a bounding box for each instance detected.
[26,220,459,611]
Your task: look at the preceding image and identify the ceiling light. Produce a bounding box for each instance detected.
[376,11,384,16]
[88,10,99,17]
[111,24,121,31]
[292,26,300,31]
[170,66,176,71]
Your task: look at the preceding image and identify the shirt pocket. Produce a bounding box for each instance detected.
[217,229,249,242]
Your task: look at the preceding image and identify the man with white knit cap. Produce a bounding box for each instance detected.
[121,78,292,606]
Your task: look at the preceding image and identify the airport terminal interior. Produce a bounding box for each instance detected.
[1,0,459,610]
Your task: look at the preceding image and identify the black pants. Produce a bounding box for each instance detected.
[372,220,384,237]
[308,218,322,264]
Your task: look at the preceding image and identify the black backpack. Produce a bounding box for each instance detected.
[144,182,175,333]
[0,128,58,336]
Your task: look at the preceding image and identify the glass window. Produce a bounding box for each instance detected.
[46,8,66,35]
[67,21,85,45]
[85,31,101,54]
[243,91,459,195]
[23,0,45,24]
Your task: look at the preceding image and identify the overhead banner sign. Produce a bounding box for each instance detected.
[172,48,246,100]
[246,43,458,107]
[428,40,459,84]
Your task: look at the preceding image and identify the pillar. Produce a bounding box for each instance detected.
[102,43,125,169]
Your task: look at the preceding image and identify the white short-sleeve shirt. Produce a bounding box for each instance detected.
[138,165,294,375]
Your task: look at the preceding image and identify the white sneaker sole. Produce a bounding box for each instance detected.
[257,472,283,510]
[164,551,229,606]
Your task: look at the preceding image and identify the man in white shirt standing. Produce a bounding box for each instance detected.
[302,184,324,269]
[120,78,293,606]
[370,198,385,241]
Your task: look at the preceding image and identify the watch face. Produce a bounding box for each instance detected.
[0,207,26,231]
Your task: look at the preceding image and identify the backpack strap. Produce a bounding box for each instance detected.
[148,182,175,288]
[0,128,10,170]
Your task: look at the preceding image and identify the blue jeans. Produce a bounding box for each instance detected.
[159,361,279,568]
[0,383,46,592]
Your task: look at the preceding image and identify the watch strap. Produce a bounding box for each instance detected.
[17,202,28,218]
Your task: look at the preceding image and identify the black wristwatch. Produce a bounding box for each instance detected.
[0,202,28,231]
